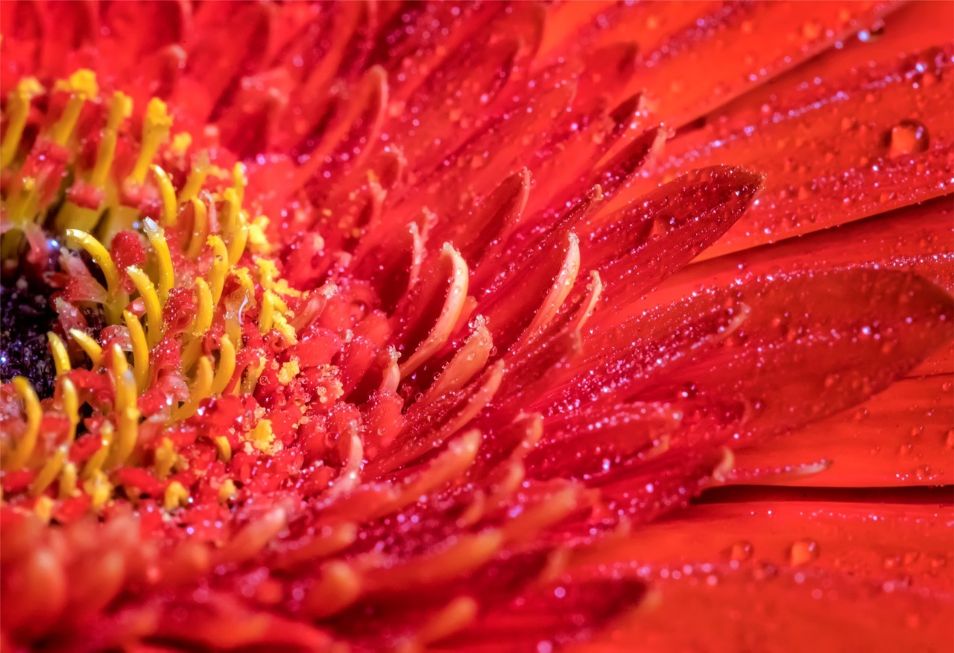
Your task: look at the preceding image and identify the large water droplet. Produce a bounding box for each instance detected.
[788,539,819,566]
[885,119,929,158]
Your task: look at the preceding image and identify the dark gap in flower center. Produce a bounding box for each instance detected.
[0,266,59,399]
[0,231,106,400]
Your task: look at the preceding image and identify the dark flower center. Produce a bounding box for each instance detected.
[0,266,59,398]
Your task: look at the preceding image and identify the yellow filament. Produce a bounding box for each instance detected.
[242,359,266,394]
[179,153,210,204]
[34,496,54,523]
[154,437,177,479]
[143,218,175,304]
[65,229,124,320]
[47,332,71,374]
[222,188,241,237]
[207,235,229,306]
[181,277,214,371]
[214,436,232,462]
[59,462,78,498]
[232,162,247,205]
[30,447,67,497]
[150,165,179,227]
[259,291,276,333]
[62,378,79,443]
[218,478,237,502]
[123,310,150,391]
[210,335,236,395]
[126,266,163,348]
[69,328,103,367]
[1,77,44,167]
[84,470,113,511]
[91,91,133,186]
[5,377,41,471]
[5,176,37,223]
[53,201,101,234]
[192,277,214,336]
[64,229,119,294]
[220,187,249,264]
[175,356,213,420]
[50,69,99,146]
[129,98,172,184]
[186,196,209,258]
[228,217,249,266]
[164,481,189,510]
[107,346,141,468]
[83,422,114,480]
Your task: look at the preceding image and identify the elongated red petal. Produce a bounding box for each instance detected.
[569,499,954,653]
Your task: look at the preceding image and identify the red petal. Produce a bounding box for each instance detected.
[616,39,954,257]
[637,270,952,443]
[732,374,954,487]
[570,499,954,652]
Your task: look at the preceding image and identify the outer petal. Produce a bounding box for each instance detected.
[613,8,954,257]
[568,500,954,653]
[732,374,954,487]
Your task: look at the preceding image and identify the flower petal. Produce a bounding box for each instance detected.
[565,1,897,126]
[731,374,954,487]
[568,499,954,653]
[615,26,954,257]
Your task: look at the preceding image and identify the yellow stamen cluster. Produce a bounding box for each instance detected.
[0,71,300,518]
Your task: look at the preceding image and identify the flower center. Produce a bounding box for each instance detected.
[0,70,309,528]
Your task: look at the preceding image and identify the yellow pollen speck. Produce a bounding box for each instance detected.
[256,257,301,297]
[247,215,273,254]
[171,132,192,156]
[164,480,189,511]
[54,68,98,98]
[248,418,277,453]
[272,312,298,344]
[278,359,300,385]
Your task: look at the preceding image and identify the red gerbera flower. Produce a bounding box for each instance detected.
[1,2,952,652]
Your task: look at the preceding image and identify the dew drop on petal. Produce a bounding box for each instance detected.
[788,539,820,566]
[884,120,929,158]
[727,540,754,562]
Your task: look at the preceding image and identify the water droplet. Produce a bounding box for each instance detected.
[788,539,819,566]
[885,119,929,157]
[727,540,754,562]
[857,21,885,43]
